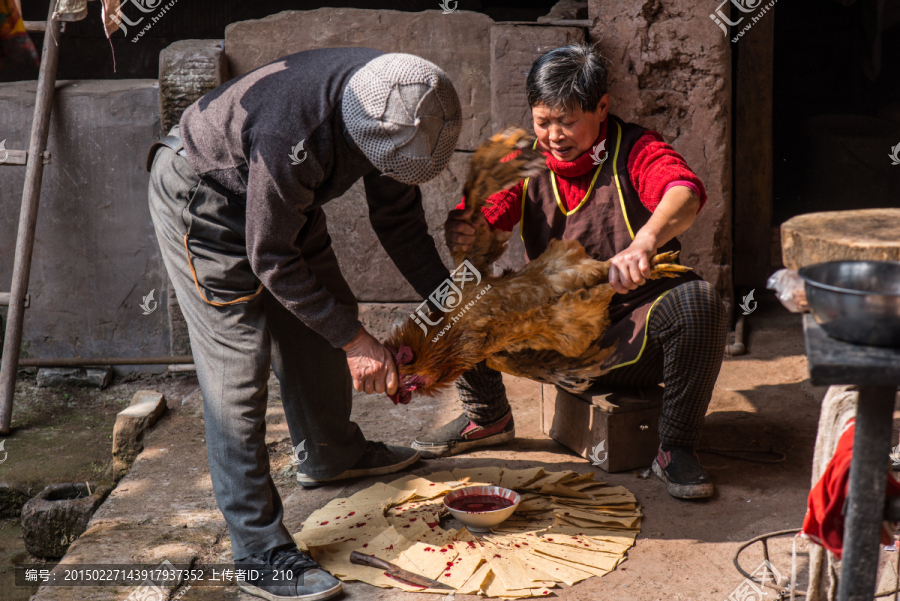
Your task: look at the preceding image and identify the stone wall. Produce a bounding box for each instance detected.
[158,40,230,133]
[589,0,733,313]
[490,24,585,132]
[0,80,168,371]
[224,9,495,151]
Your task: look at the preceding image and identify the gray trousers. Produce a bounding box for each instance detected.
[148,144,367,559]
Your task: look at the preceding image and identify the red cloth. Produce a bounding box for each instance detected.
[458,118,707,233]
[801,419,900,559]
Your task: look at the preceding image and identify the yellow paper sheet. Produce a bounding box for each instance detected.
[451,466,504,486]
[525,549,612,578]
[394,541,460,580]
[348,482,415,508]
[532,540,622,570]
[480,540,543,590]
[432,531,485,590]
[483,570,557,598]
[456,561,493,595]
[389,476,453,499]
[539,482,594,499]
[498,467,547,490]
[553,513,641,530]
[295,469,640,597]
[516,548,591,586]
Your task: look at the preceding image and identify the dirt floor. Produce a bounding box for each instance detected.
[4,296,900,600]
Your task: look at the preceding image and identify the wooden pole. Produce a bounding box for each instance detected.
[0,2,62,434]
[16,356,195,367]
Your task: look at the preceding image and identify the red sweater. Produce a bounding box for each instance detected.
[457,119,707,232]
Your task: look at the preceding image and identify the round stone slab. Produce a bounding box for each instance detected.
[781,208,900,270]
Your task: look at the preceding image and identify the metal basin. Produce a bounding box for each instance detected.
[798,261,900,347]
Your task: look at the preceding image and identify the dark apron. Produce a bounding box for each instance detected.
[520,115,699,368]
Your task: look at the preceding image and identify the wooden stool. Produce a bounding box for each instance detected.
[540,383,664,473]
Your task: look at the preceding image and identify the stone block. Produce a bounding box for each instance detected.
[0,80,170,373]
[36,367,112,389]
[537,0,589,23]
[325,152,469,302]
[223,9,494,150]
[588,0,733,310]
[112,390,167,479]
[490,24,585,134]
[159,39,229,132]
[325,147,527,303]
[21,482,113,558]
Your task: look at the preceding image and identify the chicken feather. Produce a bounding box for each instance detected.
[384,128,692,404]
[454,127,546,273]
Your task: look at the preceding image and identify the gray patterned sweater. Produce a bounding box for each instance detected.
[180,47,451,347]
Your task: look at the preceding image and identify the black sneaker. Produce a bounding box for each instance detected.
[651,445,714,499]
[235,543,341,601]
[296,440,419,487]
[411,411,515,458]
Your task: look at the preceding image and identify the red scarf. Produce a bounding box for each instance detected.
[538,120,608,212]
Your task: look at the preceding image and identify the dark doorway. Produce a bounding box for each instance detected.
[772,0,900,223]
[734,0,900,289]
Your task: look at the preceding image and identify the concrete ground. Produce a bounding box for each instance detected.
[7,298,900,600]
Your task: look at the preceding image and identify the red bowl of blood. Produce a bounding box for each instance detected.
[443,485,521,533]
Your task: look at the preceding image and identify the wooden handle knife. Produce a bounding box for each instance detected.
[349,551,455,590]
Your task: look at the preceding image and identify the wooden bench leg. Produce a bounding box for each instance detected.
[838,386,896,601]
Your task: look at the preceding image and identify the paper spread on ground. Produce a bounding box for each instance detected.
[293,469,641,598]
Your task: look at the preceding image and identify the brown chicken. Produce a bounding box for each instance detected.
[385,128,690,404]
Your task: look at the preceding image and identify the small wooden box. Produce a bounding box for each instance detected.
[540,383,664,473]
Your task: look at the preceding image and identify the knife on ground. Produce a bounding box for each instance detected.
[349,551,455,590]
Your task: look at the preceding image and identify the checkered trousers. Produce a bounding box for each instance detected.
[456,280,727,448]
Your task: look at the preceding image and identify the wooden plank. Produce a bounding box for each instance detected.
[804,315,900,387]
[0,6,61,435]
[733,5,775,287]
[0,293,30,307]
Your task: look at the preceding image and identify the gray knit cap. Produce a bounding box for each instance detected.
[342,53,462,185]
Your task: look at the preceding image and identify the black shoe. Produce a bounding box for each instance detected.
[296,440,419,487]
[651,445,714,499]
[411,411,515,458]
[235,543,342,601]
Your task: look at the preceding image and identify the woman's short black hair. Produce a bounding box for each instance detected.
[525,43,608,113]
